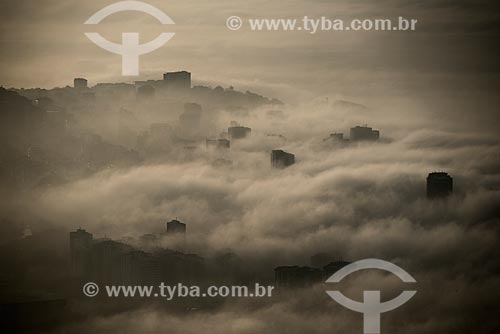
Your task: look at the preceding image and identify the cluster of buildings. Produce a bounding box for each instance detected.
[324,125,380,144]
[6,71,458,200]
[270,125,381,169]
[203,121,455,200]
[273,172,455,286]
[69,219,203,284]
[68,70,279,107]
[134,70,192,97]
[321,126,455,199]
[73,71,192,101]
[206,122,252,150]
[67,170,453,288]
[36,75,386,175]
[70,221,353,289]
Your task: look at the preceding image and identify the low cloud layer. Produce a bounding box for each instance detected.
[2,1,500,329]
[1,92,499,332]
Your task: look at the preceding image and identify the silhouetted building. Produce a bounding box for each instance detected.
[91,239,132,283]
[427,172,453,198]
[74,78,88,89]
[93,82,135,96]
[69,226,205,285]
[122,250,161,284]
[134,79,162,88]
[323,132,349,145]
[271,149,295,168]
[330,133,344,141]
[350,125,379,141]
[166,219,186,235]
[69,228,93,277]
[228,126,251,139]
[163,71,191,91]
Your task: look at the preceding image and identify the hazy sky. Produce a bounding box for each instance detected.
[1,0,500,103]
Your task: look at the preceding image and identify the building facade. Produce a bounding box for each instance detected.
[427,172,453,198]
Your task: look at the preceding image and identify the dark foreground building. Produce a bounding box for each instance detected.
[324,132,348,144]
[427,172,453,198]
[163,71,191,91]
[166,219,187,235]
[69,228,93,276]
[69,224,202,284]
[73,78,88,89]
[271,149,295,168]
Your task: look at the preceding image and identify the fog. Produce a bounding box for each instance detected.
[1,90,498,332]
[1,0,500,333]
